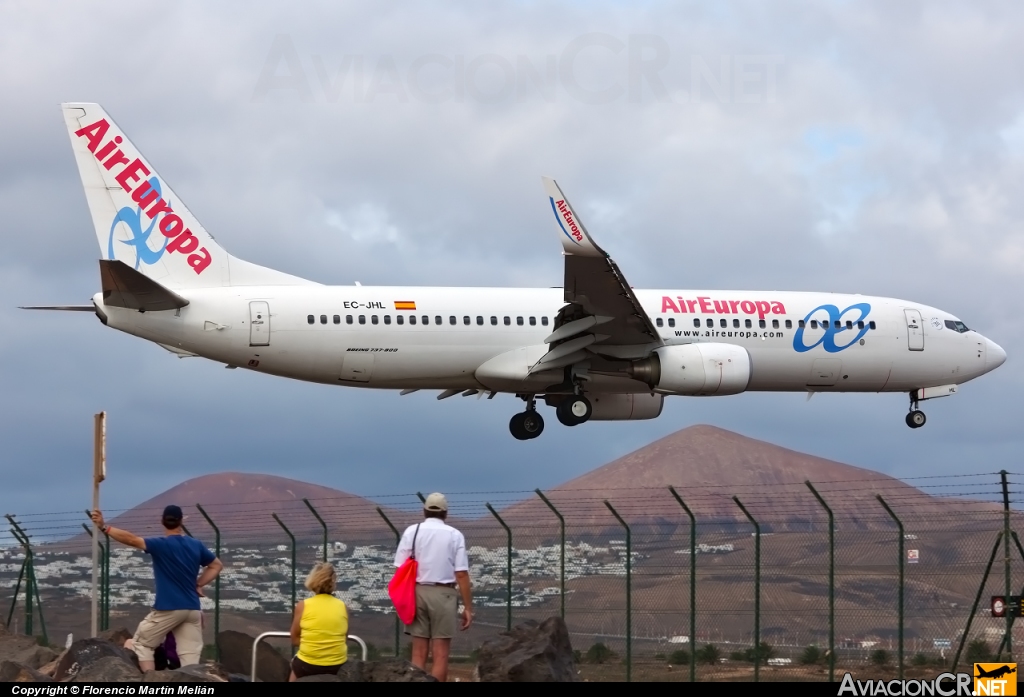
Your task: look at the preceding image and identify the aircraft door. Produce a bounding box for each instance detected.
[249,301,270,346]
[904,309,924,351]
[340,353,374,382]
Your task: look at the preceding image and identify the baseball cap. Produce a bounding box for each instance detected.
[162,505,183,520]
[423,493,448,512]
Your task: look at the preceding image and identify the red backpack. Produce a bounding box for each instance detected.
[388,524,419,625]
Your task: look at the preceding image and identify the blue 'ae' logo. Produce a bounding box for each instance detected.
[108,177,170,270]
[793,303,872,353]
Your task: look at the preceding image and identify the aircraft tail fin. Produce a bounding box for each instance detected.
[61,103,313,289]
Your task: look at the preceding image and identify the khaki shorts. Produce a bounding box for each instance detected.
[406,585,458,639]
[132,609,203,665]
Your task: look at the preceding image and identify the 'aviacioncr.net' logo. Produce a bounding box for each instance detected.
[975,663,1017,696]
[793,303,872,354]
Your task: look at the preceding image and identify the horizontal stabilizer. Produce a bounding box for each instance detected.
[19,305,94,311]
[99,259,189,311]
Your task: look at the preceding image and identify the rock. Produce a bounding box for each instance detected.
[297,673,341,682]
[216,630,290,683]
[71,655,143,682]
[0,633,42,663]
[336,658,436,682]
[98,627,133,648]
[38,659,58,677]
[227,673,250,682]
[54,638,141,681]
[143,664,228,682]
[475,617,578,682]
[8,645,57,669]
[0,660,53,682]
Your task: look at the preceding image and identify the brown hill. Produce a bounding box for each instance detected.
[494,424,1000,531]
[101,472,421,543]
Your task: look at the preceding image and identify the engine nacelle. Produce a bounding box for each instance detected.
[631,343,751,396]
[588,393,664,421]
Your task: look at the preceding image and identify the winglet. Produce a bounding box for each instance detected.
[541,177,605,258]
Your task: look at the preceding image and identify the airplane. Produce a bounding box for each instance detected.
[25,103,1007,440]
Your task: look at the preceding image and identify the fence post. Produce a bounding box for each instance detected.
[1001,470,1013,660]
[486,503,513,631]
[181,524,193,538]
[733,496,761,683]
[6,529,27,630]
[952,532,1003,672]
[668,486,697,683]
[877,495,904,679]
[604,500,631,683]
[196,505,221,659]
[534,489,565,620]
[273,514,297,613]
[416,492,426,504]
[102,527,111,631]
[81,522,108,632]
[7,519,45,645]
[303,499,328,563]
[377,507,402,657]
[806,481,835,683]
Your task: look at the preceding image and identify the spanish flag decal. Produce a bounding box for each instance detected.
[394,301,417,311]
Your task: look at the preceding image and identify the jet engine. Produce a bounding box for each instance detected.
[587,393,664,421]
[629,343,751,396]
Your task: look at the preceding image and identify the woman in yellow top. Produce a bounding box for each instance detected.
[289,562,349,681]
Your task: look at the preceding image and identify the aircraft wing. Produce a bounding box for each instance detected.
[540,177,661,365]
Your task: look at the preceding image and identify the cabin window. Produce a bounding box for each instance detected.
[504,316,511,326]
[529,317,536,326]
[346,315,353,325]
[517,316,524,326]
[320,315,327,324]
[846,320,853,329]
[384,315,391,325]
[834,320,842,329]
[759,319,766,329]
[869,321,877,330]
[733,319,740,328]
[745,319,752,329]
[798,320,805,328]
[772,319,779,329]
[463,316,470,325]
[449,316,456,325]
[397,315,404,325]
[857,321,864,329]
[333,315,340,324]
[668,318,675,327]
[477,316,484,325]
[490,316,498,326]
[693,318,701,328]
[409,315,417,325]
[720,319,727,328]
[706,319,713,328]
[358,315,366,325]
[421,316,429,325]
[541,317,549,326]
[371,315,379,325]
[307,315,314,324]
[810,320,818,329]
[436,316,442,325]
[786,320,793,329]
[656,318,664,327]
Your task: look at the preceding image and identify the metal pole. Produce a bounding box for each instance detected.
[877,495,904,679]
[8,520,38,640]
[604,500,631,683]
[377,507,402,657]
[273,514,297,612]
[6,537,26,630]
[196,504,221,658]
[733,496,761,682]
[181,525,194,538]
[535,489,565,620]
[995,531,1024,658]
[103,527,110,631]
[668,486,697,683]
[7,525,30,637]
[91,411,106,638]
[951,532,1003,672]
[1001,470,1013,659]
[303,499,329,563]
[486,503,513,631]
[416,492,426,504]
[806,481,835,682]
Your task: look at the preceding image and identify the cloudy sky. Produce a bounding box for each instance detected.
[1,1,1022,519]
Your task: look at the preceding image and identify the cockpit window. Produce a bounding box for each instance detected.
[944,319,970,333]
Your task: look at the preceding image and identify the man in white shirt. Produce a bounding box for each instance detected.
[394,492,473,682]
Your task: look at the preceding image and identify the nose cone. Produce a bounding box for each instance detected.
[986,338,1007,372]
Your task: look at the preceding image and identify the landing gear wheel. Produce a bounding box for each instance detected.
[905,410,926,429]
[556,395,593,427]
[510,411,544,440]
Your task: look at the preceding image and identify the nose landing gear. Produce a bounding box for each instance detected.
[905,393,926,429]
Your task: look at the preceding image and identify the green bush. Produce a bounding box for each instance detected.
[729,651,746,662]
[668,649,690,665]
[870,649,890,666]
[745,642,775,665]
[800,646,822,665]
[966,639,992,664]
[912,653,929,667]
[585,642,617,664]
[697,644,721,665]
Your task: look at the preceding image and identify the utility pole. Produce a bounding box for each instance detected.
[91,412,106,638]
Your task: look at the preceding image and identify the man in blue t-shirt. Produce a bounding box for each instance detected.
[91,505,223,671]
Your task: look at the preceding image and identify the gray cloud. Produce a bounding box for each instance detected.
[2,1,1022,520]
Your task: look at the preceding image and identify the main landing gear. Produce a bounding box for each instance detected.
[905,393,927,429]
[556,395,593,427]
[509,396,544,441]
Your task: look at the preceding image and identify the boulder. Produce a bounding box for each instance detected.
[0,660,53,682]
[54,638,141,681]
[0,633,42,663]
[297,673,341,682]
[98,627,133,648]
[143,664,228,682]
[8,645,57,669]
[337,658,436,682]
[216,630,290,683]
[71,655,143,682]
[474,617,577,682]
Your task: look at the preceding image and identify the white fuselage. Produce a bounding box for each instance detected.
[94,285,1004,395]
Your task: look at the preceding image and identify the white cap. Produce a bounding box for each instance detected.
[424,492,448,512]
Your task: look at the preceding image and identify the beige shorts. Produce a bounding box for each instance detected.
[132,609,203,665]
[406,585,458,639]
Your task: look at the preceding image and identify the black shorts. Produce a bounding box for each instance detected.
[291,655,344,679]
